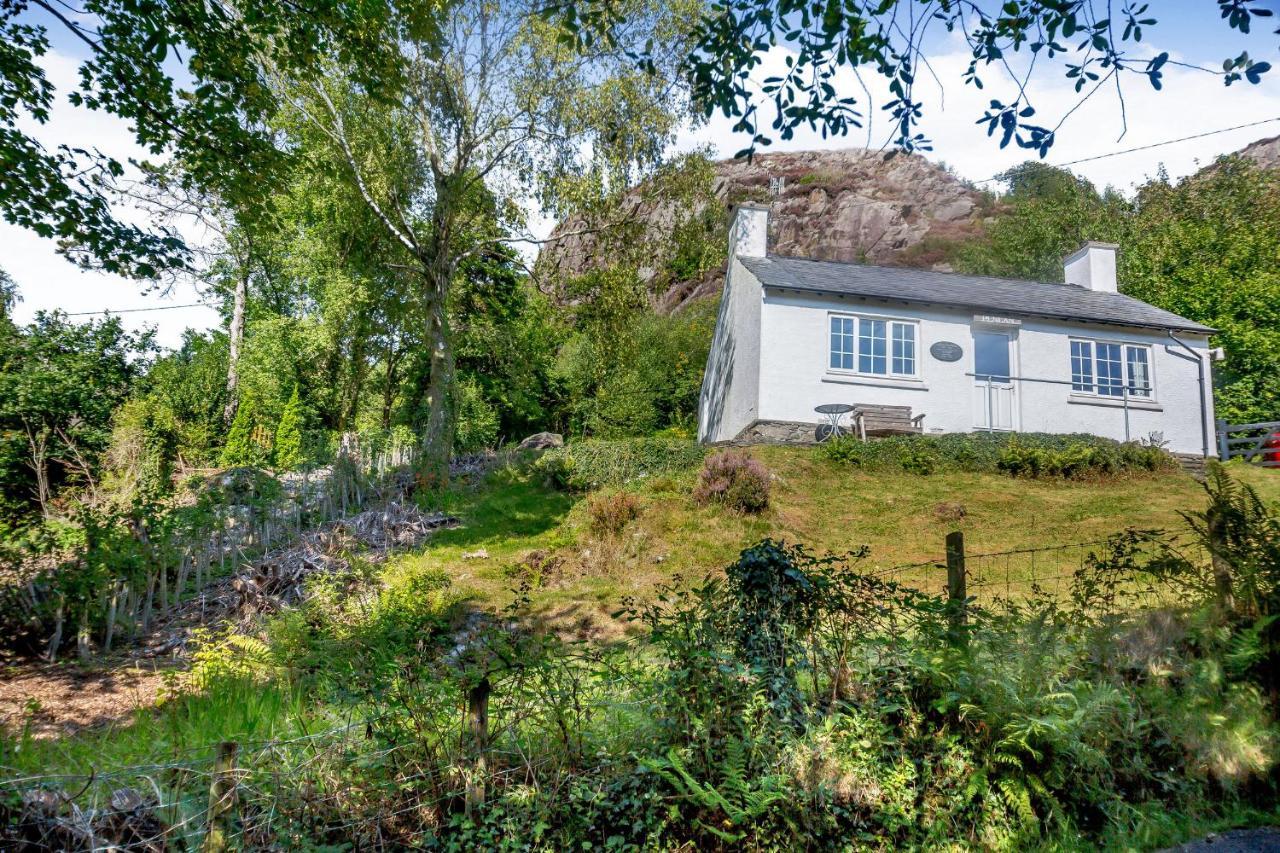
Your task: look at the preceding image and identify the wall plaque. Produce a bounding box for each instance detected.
[930,341,963,362]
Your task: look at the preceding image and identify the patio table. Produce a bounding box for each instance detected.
[814,403,855,442]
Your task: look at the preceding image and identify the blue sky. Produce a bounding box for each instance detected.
[5,3,1280,347]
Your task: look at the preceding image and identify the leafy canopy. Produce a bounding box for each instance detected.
[549,0,1277,157]
[0,0,431,275]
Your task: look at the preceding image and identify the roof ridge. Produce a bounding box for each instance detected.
[765,252,1092,293]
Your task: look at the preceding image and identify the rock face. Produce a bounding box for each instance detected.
[1238,134,1280,171]
[539,148,988,312]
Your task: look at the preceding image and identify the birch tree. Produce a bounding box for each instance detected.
[281,0,695,480]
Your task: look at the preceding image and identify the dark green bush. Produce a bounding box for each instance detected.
[821,431,1175,479]
[535,437,706,490]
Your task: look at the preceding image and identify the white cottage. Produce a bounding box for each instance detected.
[698,204,1218,457]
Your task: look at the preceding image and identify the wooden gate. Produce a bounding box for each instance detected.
[1216,419,1280,467]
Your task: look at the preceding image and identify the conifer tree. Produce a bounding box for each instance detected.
[273,385,307,471]
[220,393,268,468]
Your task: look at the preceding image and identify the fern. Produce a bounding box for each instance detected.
[644,743,788,840]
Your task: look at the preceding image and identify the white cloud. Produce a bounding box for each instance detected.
[3,48,218,349]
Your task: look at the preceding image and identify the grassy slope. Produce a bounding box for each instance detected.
[400,448,1280,636]
[6,449,1278,845]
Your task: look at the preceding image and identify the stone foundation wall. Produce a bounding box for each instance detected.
[721,420,820,446]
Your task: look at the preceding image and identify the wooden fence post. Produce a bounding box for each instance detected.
[945,531,968,647]
[202,741,239,853]
[1216,419,1229,462]
[465,677,491,817]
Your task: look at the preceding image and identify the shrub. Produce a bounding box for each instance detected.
[454,378,500,453]
[586,491,642,537]
[693,450,770,513]
[997,438,1171,479]
[536,438,706,490]
[219,393,271,468]
[821,431,1175,480]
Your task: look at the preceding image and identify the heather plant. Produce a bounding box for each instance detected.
[585,490,642,537]
[693,449,770,513]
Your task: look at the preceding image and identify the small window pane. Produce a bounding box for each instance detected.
[1070,340,1093,392]
[859,318,887,375]
[974,332,1010,381]
[1096,342,1123,396]
[829,316,854,370]
[1126,346,1151,398]
[891,323,916,376]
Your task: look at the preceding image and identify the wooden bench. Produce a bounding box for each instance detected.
[852,405,925,441]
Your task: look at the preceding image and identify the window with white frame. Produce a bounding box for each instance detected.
[1069,339,1152,398]
[829,314,918,377]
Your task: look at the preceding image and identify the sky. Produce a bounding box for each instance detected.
[4,3,1280,349]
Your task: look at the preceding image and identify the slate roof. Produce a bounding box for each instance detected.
[741,255,1214,334]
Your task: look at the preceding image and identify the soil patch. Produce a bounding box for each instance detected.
[0,660,177,739]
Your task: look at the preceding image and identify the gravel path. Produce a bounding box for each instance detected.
[1163,828,1280,852]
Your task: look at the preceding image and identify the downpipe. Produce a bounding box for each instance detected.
[1168,330,1210,458]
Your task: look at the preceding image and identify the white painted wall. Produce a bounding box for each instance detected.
[749,285,1216,455]
[697,251,763,443]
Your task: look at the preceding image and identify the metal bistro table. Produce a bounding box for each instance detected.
[814,403,855,442]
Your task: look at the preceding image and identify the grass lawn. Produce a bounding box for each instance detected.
[397,447,1280,636]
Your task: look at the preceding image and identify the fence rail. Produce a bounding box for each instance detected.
[1216,418,1280,467]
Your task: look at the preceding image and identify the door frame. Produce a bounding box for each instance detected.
[972,327,1021,431]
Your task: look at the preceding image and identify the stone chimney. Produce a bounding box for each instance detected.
[729,204,769,259]
[1063,242,1118,293]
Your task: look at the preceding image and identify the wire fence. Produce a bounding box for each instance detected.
[1,527,1213,849]
[871,528,1204,606]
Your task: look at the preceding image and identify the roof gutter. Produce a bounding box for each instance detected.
[1168,330,1211,457]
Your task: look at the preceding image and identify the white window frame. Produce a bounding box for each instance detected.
[1068,337,1155,400]
[827,312,921,380]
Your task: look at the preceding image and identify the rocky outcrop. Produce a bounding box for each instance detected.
[1238,134,1280,171]
[538,148,989,312]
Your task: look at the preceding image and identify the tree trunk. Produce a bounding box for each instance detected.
[46,595,65,663]
[142,571,156,635]
[415,272,455,489]
[223,269,248,425]
[103,582,120,653]
[77,603,92,662]
[381,344,402,431]
[24,423,52,519]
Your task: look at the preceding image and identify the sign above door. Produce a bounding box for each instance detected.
[973,315,1022,328]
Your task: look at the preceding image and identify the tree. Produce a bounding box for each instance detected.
[219,392,269,468]
[138,329,229,466]
[279,0,696,479]
[273,385,307,471]
[552,0,1276,157]
[1123,159,1280,424]
[0,267,18,321]
[0,0,418,275]
[0,312,153,522]
[955,164,1128,283]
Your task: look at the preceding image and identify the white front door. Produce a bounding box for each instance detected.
[973,330,1017,431]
